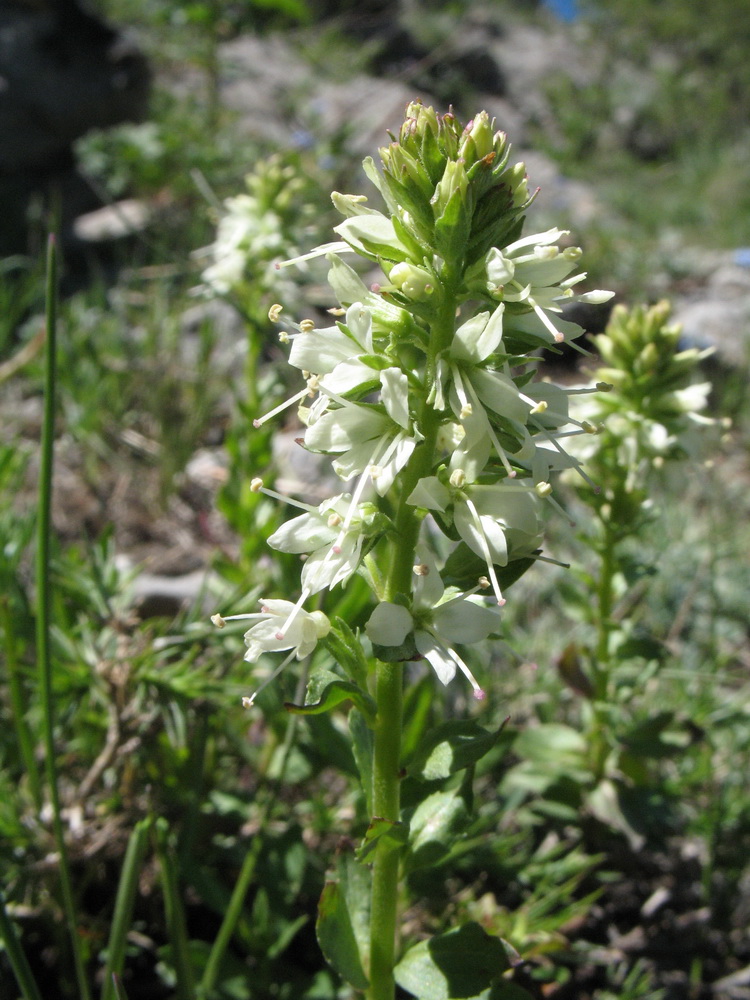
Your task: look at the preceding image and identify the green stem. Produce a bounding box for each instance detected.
[367,271,460,1000]
[37,234,92,1000]
[367,661,403,1000]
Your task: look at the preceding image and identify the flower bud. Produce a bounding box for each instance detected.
[389,262,435,300]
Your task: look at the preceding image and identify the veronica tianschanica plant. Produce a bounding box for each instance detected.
[212,103,613,1000]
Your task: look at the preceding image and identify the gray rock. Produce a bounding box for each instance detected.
[672,262,750,368]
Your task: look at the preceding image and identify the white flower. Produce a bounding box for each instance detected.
[211,600,331,707]
[304,369,423,495]
[406,474,542,605]
[288,302,382,395]
[365,550,501,698]
[267,493,370,594]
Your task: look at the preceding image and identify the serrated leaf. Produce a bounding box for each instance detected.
[405,789,469,871]
[286,674,376,724]
[394,923,510,1000]
[316,853,370,991]
[356,817,409,862]
[408,720,508,781]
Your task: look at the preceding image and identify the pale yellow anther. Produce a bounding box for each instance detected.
[535,481,553,497]
[268,303,283,322]
[300,319,315,333]
[413,563,430,577]
[531,401,548,414]
[460,403,473,419]
[327,512,342,527]
[449,468,466,488]
[478,576,490,589]
[582,420,599,435]
[278,331,290,344]
[250,478,264,492]
[211,613,226,628]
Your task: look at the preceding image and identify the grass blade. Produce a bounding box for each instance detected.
[156,819,197,1000]
[0,891,44,1000]
[100,817,153,1000]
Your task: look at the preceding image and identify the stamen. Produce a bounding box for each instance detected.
[277,589,312,640]
[253,385,312,428]
[268,303,283,322]
[251,480,316,514]
[463,496,506,606]
[461,377,516,478]
[528,415,598,490]
[445,642,486,700]
[242,649,298,707]
[451,364,472,421]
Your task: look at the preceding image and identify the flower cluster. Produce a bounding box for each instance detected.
[213,102,613,702]
[563,300,717,522]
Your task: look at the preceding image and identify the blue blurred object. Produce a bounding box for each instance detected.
[543,0,578,20]
[734,248,750,268]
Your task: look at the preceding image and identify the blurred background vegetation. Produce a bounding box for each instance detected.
[1,1,749,998]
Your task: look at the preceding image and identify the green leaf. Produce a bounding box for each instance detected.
[442,543,536,593]
[325,618,370,688]
[585,779,645,850]
[371,631,420,663]
[350,709,374,813]
[394,923,510,999]
[285,672,376,724]
[408,720,508,782]
[405,789,470,871]
[356,817,409,863]
[316,852,370,991]
[513,723,588,768]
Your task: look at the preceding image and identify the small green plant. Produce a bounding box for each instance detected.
[501,301,718,845]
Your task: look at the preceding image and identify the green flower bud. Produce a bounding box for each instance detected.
[432,160,468,218]
[389,262,435,300]
[459,111,496,163]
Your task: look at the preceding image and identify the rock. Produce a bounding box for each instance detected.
[672,261,750,368]
[0,0,151,256]
[129,568,223,619]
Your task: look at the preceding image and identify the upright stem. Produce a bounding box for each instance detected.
[367,275,460,1000]
[368,661,403,1000]
[37,236,92,1000]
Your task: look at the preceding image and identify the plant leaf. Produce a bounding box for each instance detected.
[356,817,409,863]
[286,674,376,724]
[405,788,469,871]
[407,719,509,781]
[316,851,370,991]
[394,923,510,999]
